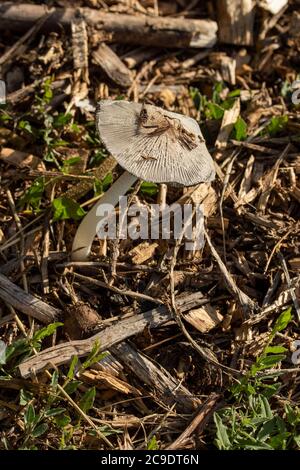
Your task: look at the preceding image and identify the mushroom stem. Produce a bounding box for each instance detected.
[71,171,138,261]
[157,183,167,210]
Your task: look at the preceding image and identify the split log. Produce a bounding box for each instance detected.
[0,273,60,323]
[92,43,133,87]
[166,393,221,449]
[217,0,255,45]
[18,292,207,378]
[111,342,200,412]
[0,3,218,49]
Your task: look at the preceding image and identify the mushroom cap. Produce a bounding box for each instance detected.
[96,100,215,187]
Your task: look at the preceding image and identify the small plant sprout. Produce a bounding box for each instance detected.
[71,100,215,260]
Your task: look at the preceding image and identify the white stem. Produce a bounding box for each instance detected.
[71,171,138,261]
[157,183,167,210]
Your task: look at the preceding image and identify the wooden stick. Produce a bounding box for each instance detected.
[0,273,61,324]
[92,43,132,87]
[0,3,218,49]
[166,393,221,449]
[111,342,200,413]
[18,292,204,378]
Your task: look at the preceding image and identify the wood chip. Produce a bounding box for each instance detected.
[216,99,241,148]
[220,56,236,85]
[80,369,141,396]
[235,154,255,210]
[129,241,159,264]
[0,147,45,171]
[184,305,223,333]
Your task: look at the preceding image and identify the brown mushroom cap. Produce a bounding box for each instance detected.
[96,100,215,187]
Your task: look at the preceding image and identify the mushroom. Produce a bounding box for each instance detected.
[71,100,215,260]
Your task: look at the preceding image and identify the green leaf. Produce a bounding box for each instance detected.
[44,149,57,164]
[42,78,53,104]
[212,81,225,104]
[33,322,63,343]
[255,354,286,372]
[53,139,69,147]
[233,116,247,141]
[5,338,31,363]
[294,435,300,448]
[89,149,106,167]
[0,340,6,365]
[102,172,113,192]
[247,383,256,395]
[70,123,81,133]
[0,111,13,122]
[64,157,81,166]
[213,412,232,450]
[257,417,277,441]
[51,370,59,389]
[67,355,78,380]
[93,178,103,196]
[259,396,273,419]
[32,422,48,438]
[244,442,274,450]
[82,351,108,370]
[261,382,281,399]
[93,173,113,196]
[61,157,81,174]
[140,181,159,197]
[284,404,300,426]
[264,345,287,354]
[79,387,96,413]
[221,98,236,110]
[147,435,159,450]
[52,197,86,221]
[53,113,72,127]
[190,87,201,111]
[64,380,81,395]
[272,307,292,334]
[18,120,34,134]
[24,404,35,426]
[228,89,241,98]
[20,177,45,210]
[81,341,108,370]
[267,115,288,136]
[20,389,33,406]
[206,102,224,120]
[55,413,71,428]
[44,408,66,417]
